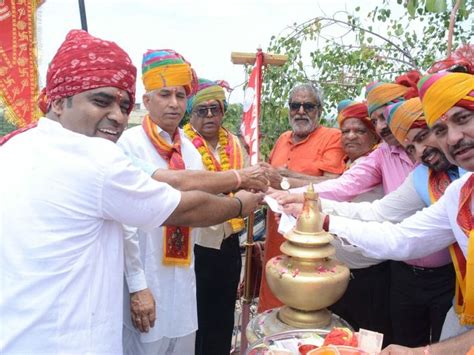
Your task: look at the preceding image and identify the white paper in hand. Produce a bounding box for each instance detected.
[357,328,383,354]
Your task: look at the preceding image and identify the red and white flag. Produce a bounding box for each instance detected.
[241,50,263,165]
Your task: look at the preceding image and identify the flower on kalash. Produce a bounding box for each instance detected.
[336,99,378,168]
[183,78,245,233]
[365,70,421,117]
[417,71,474,327]
[140,49,198,267]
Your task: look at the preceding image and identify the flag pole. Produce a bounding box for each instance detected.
[78,0,88,32]
[231,50,287,354]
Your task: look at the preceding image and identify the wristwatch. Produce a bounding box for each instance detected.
[280,177,290,190]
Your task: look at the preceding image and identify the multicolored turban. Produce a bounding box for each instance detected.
[366,70,421,116]
[336,99,375,133]
[186,78,230,114]
[418,72,474,127]
[142,49,198,95]
[39,30,137,114]
[385,97,425,144]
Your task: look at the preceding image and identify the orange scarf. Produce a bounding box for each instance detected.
[142,115,191,267]
[453,174,474,325]
[428,170,473,325]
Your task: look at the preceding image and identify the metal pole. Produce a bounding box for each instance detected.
[240,212,255,354]
[78,0,88,32]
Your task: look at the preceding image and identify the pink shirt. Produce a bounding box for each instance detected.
[315,143,450,268]
[315,142,415,201]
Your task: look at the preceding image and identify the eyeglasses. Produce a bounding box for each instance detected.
[194,105,222,118]
[289,101,318,112]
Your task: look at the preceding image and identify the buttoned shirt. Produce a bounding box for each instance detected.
[0,118,180,354]
[313,142,415,201]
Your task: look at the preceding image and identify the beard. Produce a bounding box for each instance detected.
[290,115,317,138]
[421,146,452,171]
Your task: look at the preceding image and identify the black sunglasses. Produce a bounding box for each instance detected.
[289,101,318,112]
[194,105,222,118]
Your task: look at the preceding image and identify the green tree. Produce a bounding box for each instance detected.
[257,0,473,158]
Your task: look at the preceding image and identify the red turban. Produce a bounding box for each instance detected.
[39,30,137,114]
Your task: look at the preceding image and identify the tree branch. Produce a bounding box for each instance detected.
[447,0,462,56]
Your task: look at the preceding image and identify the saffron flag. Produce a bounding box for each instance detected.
[241,50,263,165]
[0,0,42,127]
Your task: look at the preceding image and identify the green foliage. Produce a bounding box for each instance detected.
[255,0,473,158]
[0,108,17,136]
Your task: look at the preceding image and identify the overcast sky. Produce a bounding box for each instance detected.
[38,0,376,104]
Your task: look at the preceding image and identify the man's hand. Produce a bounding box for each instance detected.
[237,164,270,192]
[258,162,283,189]
[235,190,265,217]
[130,288,156,333]
[269,189,305,206]
[380,344,422,354]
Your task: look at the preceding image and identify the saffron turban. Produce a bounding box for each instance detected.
[186,78,230,114]
[366,70,421,116]
[142,49,197,95]
[418,72,474,127]
[39,30,137,114]
[385,97,425,144]
[336,99,375,133]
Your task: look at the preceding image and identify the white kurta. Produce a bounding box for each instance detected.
[118,125,204,343]
[0,118,181,354]
[328,172,471,265]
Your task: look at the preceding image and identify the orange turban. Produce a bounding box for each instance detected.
[385,98,425,144]
[418,72,474,127]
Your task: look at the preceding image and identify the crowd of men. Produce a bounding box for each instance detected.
[0,29,472,355]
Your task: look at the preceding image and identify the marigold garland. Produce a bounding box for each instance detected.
[184,123,245,232]
[184,123,231,172]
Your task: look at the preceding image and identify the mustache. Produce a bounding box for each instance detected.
[449,139,474,157]
[292,115,310,121]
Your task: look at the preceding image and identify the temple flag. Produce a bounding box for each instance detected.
[241,50,263,165]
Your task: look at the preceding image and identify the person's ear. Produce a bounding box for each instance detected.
[143,93,150,110]
[50,98,66,117]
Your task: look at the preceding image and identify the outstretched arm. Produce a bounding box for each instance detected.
[151,164,270,194]
[164,189,263,227]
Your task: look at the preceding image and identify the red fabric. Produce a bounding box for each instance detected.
[241,50,263,165]
[409,120,428,130]
[40,30,137,114]
[0,0,41,127]
[340,102,368,120]
[428,44,474,74]
[394,70,422,99]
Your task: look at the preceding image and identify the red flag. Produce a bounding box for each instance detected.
[0,0,42,127]
[241,50,263,165]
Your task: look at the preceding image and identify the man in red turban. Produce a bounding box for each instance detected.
[0,30,263,354]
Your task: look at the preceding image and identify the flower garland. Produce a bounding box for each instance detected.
[183,123,231,172]
[183,123,245,233]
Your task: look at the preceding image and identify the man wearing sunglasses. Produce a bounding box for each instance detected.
[182,78,248,355]
[258,83,346,312]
